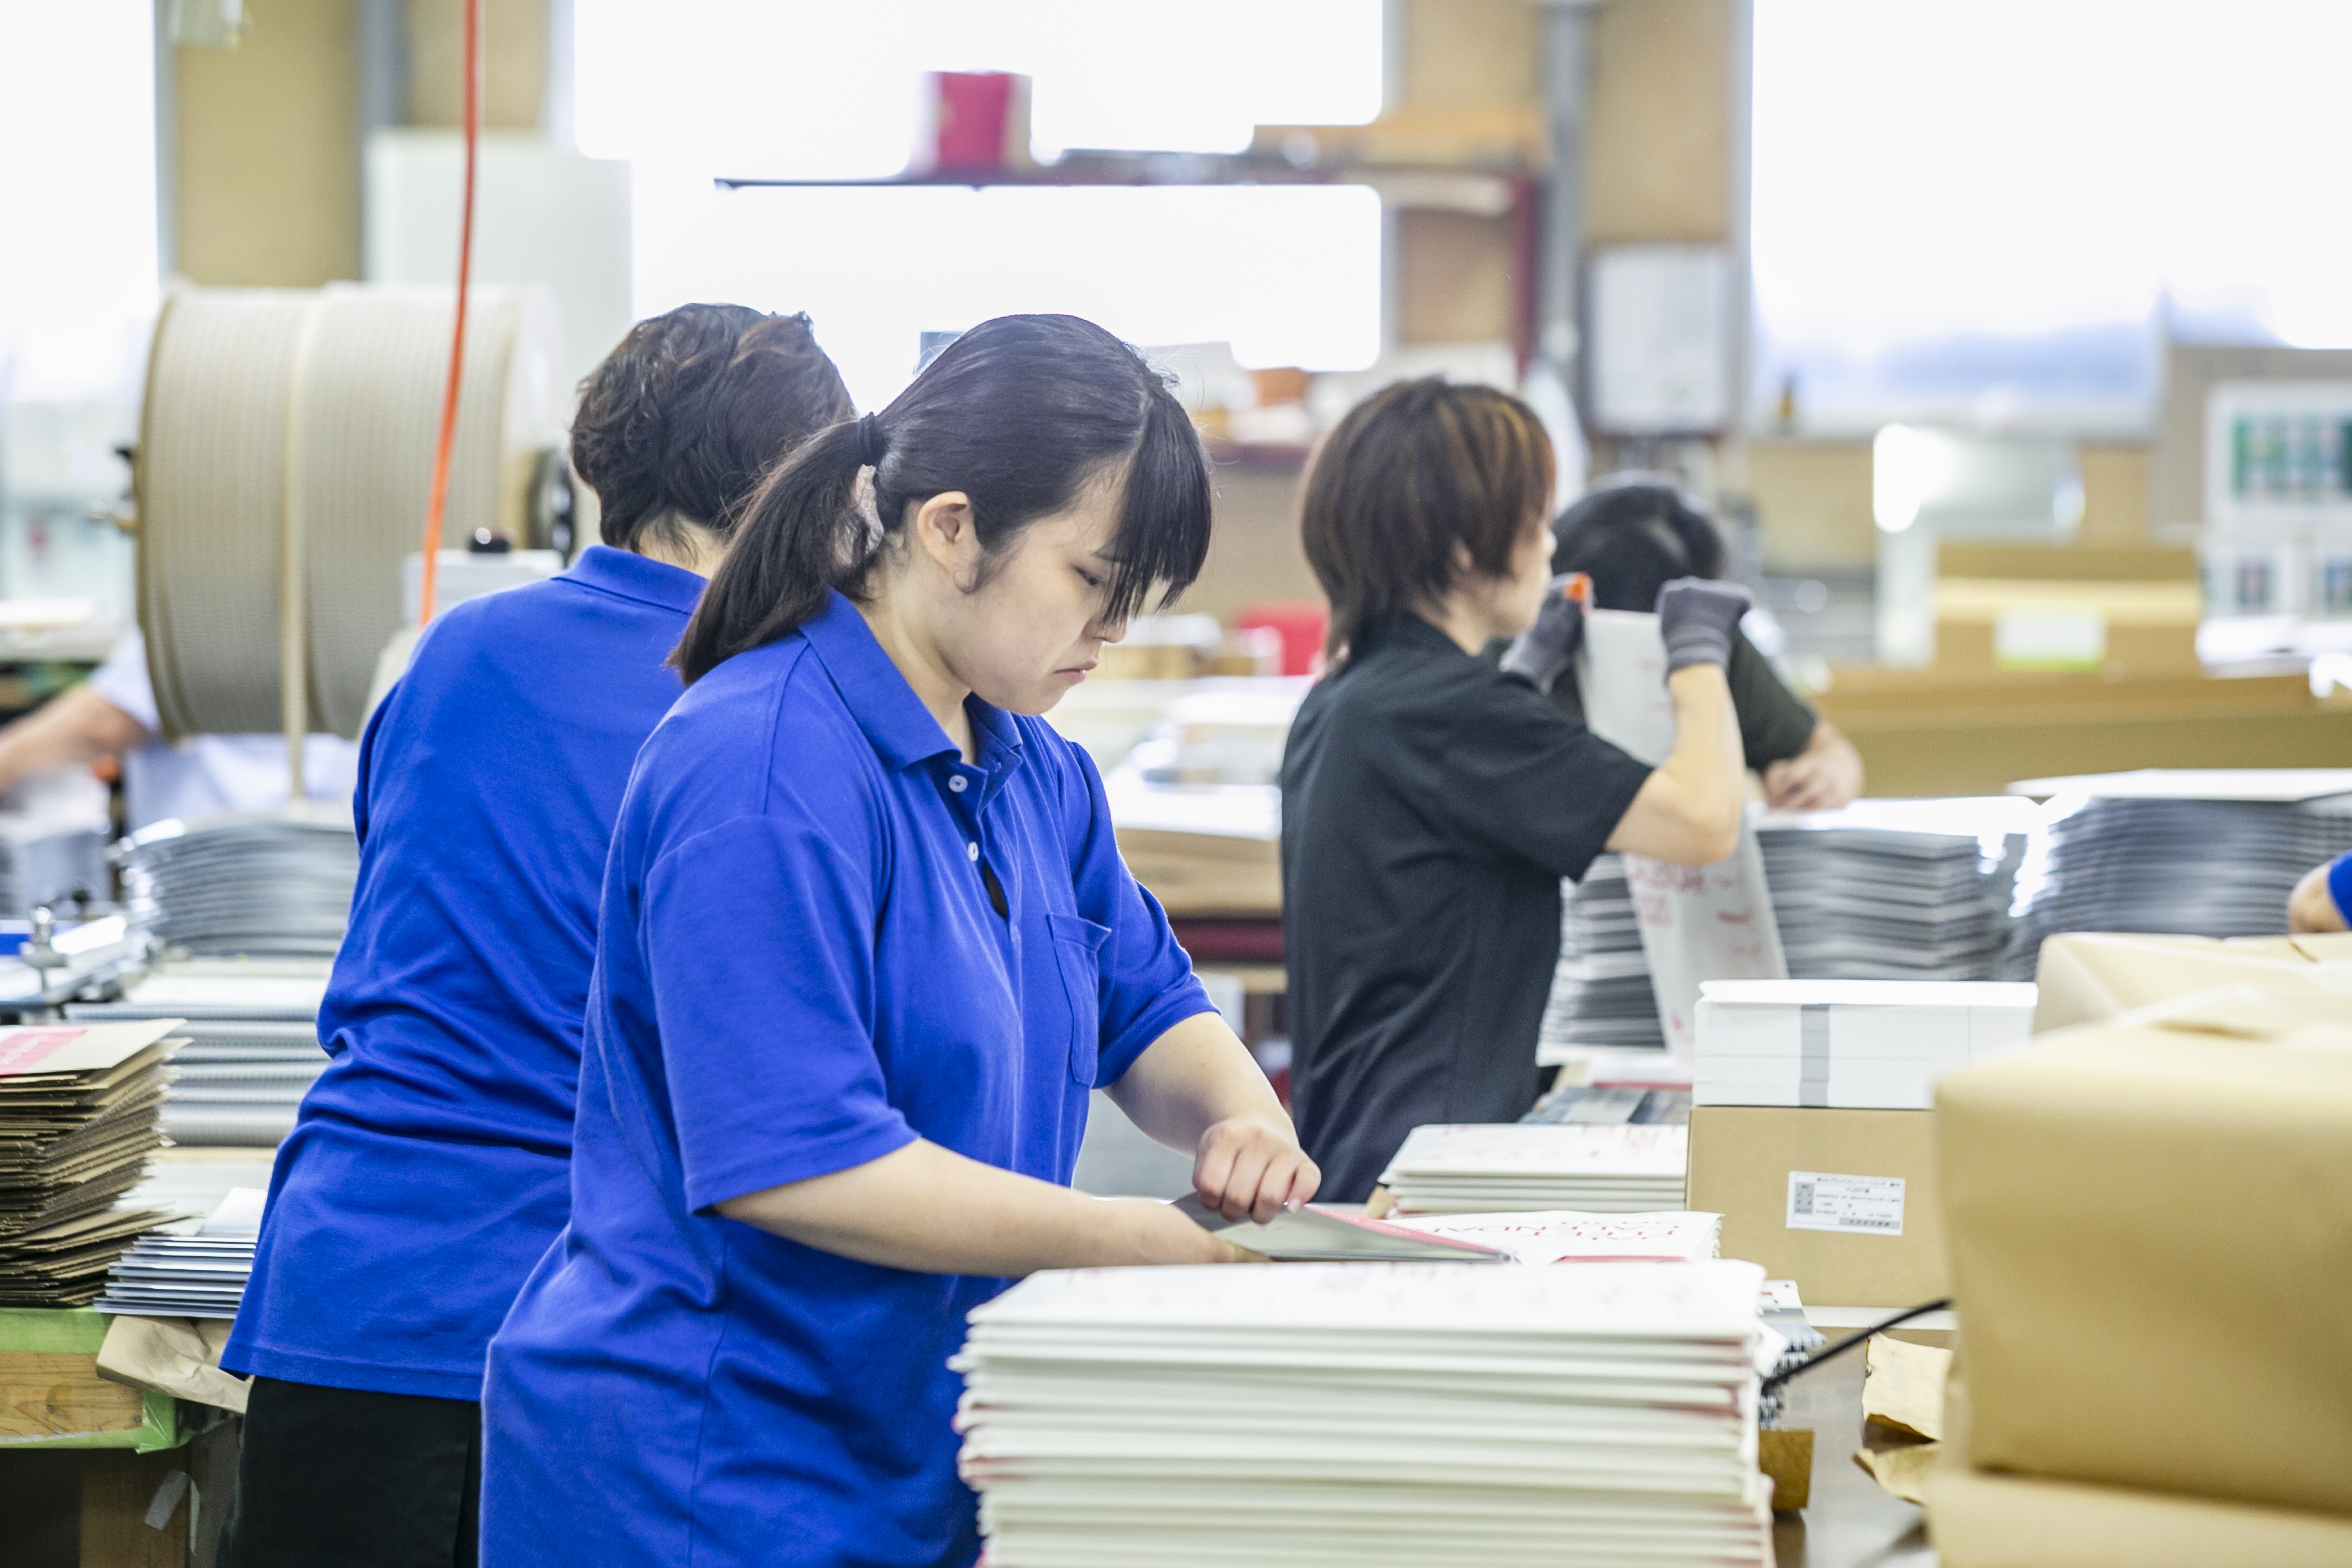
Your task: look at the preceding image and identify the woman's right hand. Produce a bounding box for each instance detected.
[1655,577,1752,673]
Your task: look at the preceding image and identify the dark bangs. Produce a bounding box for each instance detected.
[1100,386,1213,624]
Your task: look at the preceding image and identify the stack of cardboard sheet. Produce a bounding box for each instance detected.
[0,1020,182,1305]
[954,1260,1778,1567]
[1929,985,2352,1564]
[1380,1124,1688,1216]
[1755,798,2035,980]
[71,970,330,1147]
[1693,980,2038,1109]
[95,1186,263,1319]
[118,805,359,958]
[2005,770,2352,974]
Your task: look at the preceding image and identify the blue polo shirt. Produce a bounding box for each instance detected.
[224,546,704,1401]
[480,590,1212,1568]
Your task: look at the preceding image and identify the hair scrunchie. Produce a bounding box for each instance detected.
[856,411,885,468]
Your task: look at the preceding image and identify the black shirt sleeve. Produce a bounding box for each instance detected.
[1430,672,1655,884]
[1726,630,1819,768]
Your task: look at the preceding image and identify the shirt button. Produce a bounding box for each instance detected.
[968,842,979,861]
[948,775,968,794]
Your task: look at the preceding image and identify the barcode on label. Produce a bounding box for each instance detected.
[1785,1170,1905,1237]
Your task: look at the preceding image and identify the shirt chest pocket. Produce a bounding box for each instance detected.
[1047,912,1110,1086]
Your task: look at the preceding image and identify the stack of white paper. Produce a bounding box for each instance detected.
[2006,772,2352,973]
[1756,798,2036,981]
[954,1260,1778,1567]
[118,808,358,959]
[71,972,329,1146]
[1694,979,2038,1109]
[1380,1124,1688,1216]
[94,1186,263,1319]
[1386,1210,1722,1264]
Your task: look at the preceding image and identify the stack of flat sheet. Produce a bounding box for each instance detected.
[0,1020,182,1305]
[1693,979,2039,1109]
[2005,771,2352,976]
[95,1186,263,1319]
[954,1260,1778,1567]
[1380,1124,1689,1216]
[1385,1210,1723,1264]
[118,806,358,958]
[71,971,329,1147]
[1756,798,2037,981]
[1539,854,1668,1055]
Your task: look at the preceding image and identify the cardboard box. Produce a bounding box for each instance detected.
[1937,994,2352,1516]
[1686,1106,1945,1307]
[1926,1465,2352,1568]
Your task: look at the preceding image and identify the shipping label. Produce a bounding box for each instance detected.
[1785,1170,1905,1236]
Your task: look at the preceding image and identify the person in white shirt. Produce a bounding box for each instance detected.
[0,627,358,830]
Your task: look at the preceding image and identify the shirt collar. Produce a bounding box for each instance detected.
[1355,612,1466,659]
[559,545,706,615]
[801,590,1026,774]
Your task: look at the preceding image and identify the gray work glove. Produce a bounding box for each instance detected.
[1656,576,1752,674]
[1500,574,1588,691]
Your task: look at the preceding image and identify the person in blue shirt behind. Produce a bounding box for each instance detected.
[217,306,855,1568]
[480,313,1318,1567]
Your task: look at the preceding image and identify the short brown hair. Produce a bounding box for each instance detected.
[570,305,855,554]
[1299,377,1555,659]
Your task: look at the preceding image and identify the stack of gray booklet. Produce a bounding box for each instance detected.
[117,805,358,958]
[70,971,329,1146]
[95,1186,262,1319]
[2003,771,2352,975]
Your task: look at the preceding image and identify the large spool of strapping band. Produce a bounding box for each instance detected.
[136,284,563,741]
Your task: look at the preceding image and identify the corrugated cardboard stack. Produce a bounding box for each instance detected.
[68,970,330,1147]
[954,1260,1779,1567]
[1926,935,2352,1564]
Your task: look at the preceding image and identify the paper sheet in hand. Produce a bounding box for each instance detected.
[1169,1193,1511,1262]
[1575,609,1784,1056]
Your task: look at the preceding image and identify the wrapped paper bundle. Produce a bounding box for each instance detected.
[1936,988,2352,1517]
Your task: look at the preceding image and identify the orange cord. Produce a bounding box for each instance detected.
[416,0,482,627]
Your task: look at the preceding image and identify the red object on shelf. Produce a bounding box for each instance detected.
[1168,918,1283,965]
[1236,602,1327,678]
[919,71,1033,177]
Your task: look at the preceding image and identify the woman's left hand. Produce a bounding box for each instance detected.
[1193,1114,1321,1224]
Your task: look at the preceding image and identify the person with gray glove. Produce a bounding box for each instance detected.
[1499,573,1589,691]
[1656,575,1754,672]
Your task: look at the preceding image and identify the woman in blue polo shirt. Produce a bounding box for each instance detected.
[479,314,1317,1567]
[217,307,854,1568]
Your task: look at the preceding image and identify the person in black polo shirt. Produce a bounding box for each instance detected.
[1280,378,1752,1202]
[1550,475,1863,812]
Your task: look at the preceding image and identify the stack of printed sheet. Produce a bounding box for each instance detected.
[0,1020,181,1305]
[1385,1209,1722,1264]
[95,1186,263,1319]
[1693,979,2038,1109]
[954,1260,1779,1568]
[118,805,358,959]
[1539,854,1668,1055]
[70,970,329,1146]
[2005,770,2352,974]
[1380,1124,1689,1216]
[1756,798,2037,980]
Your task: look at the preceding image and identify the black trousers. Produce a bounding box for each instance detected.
[217,1376,481,1568]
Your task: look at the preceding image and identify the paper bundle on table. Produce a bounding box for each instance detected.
[95,1186,264,1319]
[71,970,330,1147]
[954,1259,1779,1567]
[1694,980,2037,1109]
[1379,1123,1687,1215]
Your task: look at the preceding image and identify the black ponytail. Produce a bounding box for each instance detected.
[674,314,1211,684]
